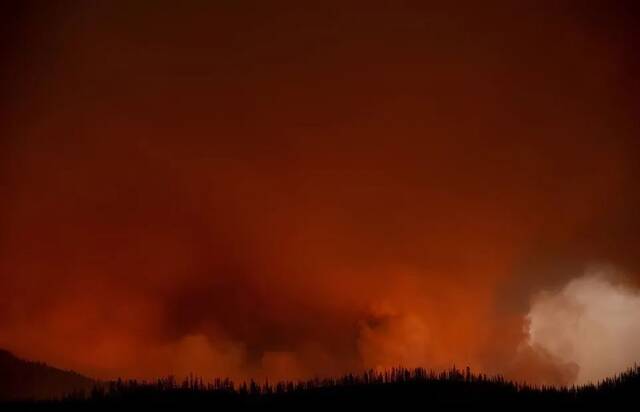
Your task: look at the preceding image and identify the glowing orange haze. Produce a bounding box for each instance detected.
[0,1,639,385]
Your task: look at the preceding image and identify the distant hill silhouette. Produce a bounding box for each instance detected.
[0,349,93,401]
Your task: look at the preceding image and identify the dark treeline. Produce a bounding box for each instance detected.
[3,365,639,410]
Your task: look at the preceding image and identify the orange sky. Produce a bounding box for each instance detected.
[1,1,639,385]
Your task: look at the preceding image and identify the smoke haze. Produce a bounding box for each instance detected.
[1,1,639,385]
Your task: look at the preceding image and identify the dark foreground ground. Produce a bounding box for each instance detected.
[2,366,639,410]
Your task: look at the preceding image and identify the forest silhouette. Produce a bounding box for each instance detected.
[3,361,639,409]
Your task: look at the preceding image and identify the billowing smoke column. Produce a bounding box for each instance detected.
[526,267,640,384]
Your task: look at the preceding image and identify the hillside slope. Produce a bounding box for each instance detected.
[0,349,94,400]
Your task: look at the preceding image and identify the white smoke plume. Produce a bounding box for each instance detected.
[526,267,640,384]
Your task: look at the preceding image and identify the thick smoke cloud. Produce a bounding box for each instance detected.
[527,268,640,384]
[0,1,639,384]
